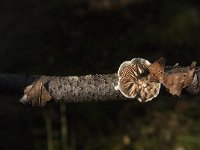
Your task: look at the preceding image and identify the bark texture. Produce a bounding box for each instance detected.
[0,73,126,104]
[48,74,125,103]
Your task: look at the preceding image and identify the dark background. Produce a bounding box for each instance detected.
[0,0,200,150]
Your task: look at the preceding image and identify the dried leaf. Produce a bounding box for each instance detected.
[163,73,186,96]
[41,82,52,107]
[162,62,196,96]
[148,57,166,82]
[20,79,52,107]
[186,73,199,94]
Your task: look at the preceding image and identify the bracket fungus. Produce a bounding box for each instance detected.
[116,58,161,102]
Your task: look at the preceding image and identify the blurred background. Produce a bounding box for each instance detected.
[0,0,200,150]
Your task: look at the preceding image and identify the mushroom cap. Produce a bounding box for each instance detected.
[116,58,161,102]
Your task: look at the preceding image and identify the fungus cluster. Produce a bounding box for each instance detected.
[116,58,161,102]
[116,57,197,102]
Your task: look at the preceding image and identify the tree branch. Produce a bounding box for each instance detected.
[0,73,126,104]
[0,63,199,107]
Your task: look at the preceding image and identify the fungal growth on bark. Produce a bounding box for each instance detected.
[115,58,161,102]
[116,57,198,101]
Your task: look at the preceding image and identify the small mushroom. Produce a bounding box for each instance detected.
[116,58,161,102]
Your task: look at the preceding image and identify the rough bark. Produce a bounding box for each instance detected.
[0,73,126,104]
[48,74,124,103]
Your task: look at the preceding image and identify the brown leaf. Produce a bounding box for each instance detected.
[183,68,196,88]
[186,73,200,94]
[162,62,196,96]
[20,79,52,107]
[163,73,185,96]
[148,57,166,82]
[40,83,52,106]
